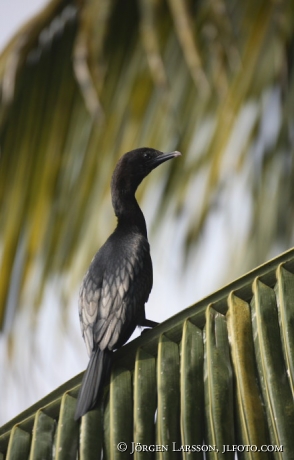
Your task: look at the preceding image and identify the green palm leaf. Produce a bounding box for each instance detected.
[1,0,294,426]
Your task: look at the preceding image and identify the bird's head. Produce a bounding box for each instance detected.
[112,147,181,195]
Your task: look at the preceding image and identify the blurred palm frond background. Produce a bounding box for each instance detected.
[0,0,294,424]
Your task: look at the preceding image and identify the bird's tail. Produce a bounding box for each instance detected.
[74,348,112,420]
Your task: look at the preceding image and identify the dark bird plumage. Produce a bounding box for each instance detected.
[75,147,181,420]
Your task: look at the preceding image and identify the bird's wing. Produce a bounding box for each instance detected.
[78,271,102,356]
[79,237,153,355]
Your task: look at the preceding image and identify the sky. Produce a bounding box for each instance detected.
[0,0,281,427]
[0,0,48,52]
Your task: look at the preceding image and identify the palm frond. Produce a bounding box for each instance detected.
[1,0,294,423]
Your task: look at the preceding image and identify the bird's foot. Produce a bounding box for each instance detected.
[140,318,159,328]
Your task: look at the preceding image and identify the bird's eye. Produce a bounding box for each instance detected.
[143,152,151,160]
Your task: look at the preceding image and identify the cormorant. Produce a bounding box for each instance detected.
[75,147,181,420]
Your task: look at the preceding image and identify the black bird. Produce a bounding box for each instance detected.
[74,147,181,420]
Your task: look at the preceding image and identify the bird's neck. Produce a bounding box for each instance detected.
[112,191,148,237]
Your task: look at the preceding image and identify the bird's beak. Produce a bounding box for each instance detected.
[152,150,181,167]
